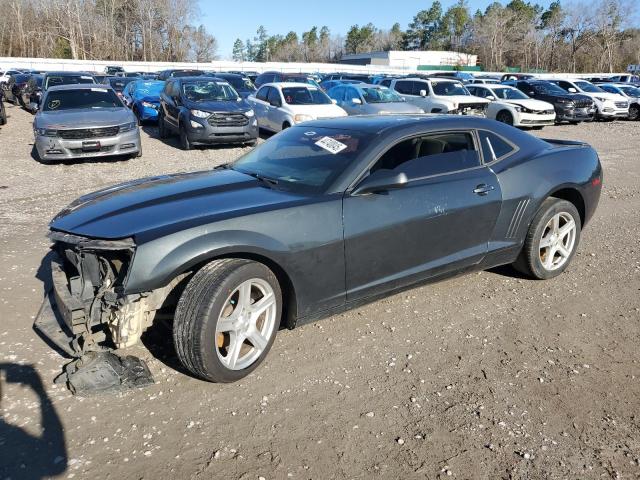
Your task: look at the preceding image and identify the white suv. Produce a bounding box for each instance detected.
[247,82,347,132]
[0,69,24,84]
[387,77,490,116]
[549,79,629,120]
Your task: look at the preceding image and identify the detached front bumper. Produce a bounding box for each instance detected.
[35,128,141,161]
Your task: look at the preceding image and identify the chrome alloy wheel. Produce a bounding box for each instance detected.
[215,278,277,370]
[538,212,577,271]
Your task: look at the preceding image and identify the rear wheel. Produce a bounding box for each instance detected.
[173,259,282,382]
[513,198,581,280]
[496,110,514,126]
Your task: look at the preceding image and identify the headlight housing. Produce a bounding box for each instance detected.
[294,114,314,123]
[513,106,522,112]
[119,121,137,132]
[35,127,57,137]
[190,109,210,118]
[244,109,255,117]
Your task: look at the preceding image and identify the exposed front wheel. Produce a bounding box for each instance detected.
[513,198,581,280]
[629,105,639,121]
[496,110,514,126]
[173,259,282,382]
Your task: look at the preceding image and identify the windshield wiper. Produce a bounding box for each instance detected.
[244,171,279,187]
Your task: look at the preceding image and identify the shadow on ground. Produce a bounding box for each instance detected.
[0,363,67,480]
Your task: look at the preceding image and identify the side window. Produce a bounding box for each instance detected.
[413,81,428,96]
[601,86,615,94]
[267,87,281,105]
[466,86,477,96]
[478,130,516,162]
[394,80,414,95]
[346,87,359,102]
[372,132,480,177]
[558,81,572,91]
[256,86,269,101]
[380,79,392,87]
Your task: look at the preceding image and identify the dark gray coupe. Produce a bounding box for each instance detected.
[37,115,602,383]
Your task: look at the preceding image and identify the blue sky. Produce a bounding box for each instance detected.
[198,0,555,59]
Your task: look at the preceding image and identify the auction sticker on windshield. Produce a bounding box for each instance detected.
[315,136,347,154]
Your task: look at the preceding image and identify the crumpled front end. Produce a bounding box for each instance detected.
[35,231,162,356]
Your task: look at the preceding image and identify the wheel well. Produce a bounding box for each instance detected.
[550,188,585,226]
[282,121,290,129]
[498,109,512,118]
[189,253,298,329]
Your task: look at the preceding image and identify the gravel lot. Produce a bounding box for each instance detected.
[1,102,639,480]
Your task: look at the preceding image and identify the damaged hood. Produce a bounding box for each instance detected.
[35,107,135,129]
[50,169,310,242]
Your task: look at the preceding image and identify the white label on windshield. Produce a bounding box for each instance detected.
[315,136,347,154]
[216,82,230,86]
[81,76,93,80]
[91,88,108,92]
[308,87,318,91]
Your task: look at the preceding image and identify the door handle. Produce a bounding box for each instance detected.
[473,184,495,195]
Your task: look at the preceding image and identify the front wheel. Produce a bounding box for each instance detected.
[173,259,282,382]
[513,198,581,280]
[629,104,640,121]
[496,110,514,126]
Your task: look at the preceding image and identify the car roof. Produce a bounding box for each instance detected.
[173,75,224,83]
[263,82,317,89]
[44,71,94,76]
[402,77,459,83]
[299,114,502,135]
[46,83,109,92]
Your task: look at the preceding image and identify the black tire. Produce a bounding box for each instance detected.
[282,122,291,130]
[134,143,142,158]
[569,121,580,125]
[513,198,581,280]
[158,111,169,139]
[629,104,640,121]
[179,125,192,150]
[244,139,257,147]
[496,110,514,126]
[173,258,282,382]
[0,106,6,125]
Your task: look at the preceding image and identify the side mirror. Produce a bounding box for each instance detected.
[568,87,577,93]
[352,98,362,105]
[331,98,337,104]
[486,95,495,100]
[352,170,409,195]
[419,89,427,97]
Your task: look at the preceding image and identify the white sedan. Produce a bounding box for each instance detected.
[467,84,556,129]
[247,82,347,132]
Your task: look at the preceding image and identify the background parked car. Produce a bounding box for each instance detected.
[607,74,640,84]
[122,79,165,123]
[210,73,257,99]
[1,73,30,104]
[42,72,96,92]
[470,77,501,85]
[429,71,475,83]
[157,69,206,81]
[33,84,141,162]
[226,70,259,83]
[0,95,6,125]
[466,84,555,128]
[327,84,424,115]
[0,69,23,84]
[19,74,43,112]
[512,80,595,124]
[596,83,640,120]
[321,73,374,83]
[387,77,489,115]
[547,78,628,120]
[319,79,363,91]
[106,76,136,100]
[247,82,347,132]
[104,65,125,76]
[254,71,321,88]
[158,76,258,149]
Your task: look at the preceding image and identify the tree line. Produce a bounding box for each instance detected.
[0,0,218,62]
[233,0,638,73]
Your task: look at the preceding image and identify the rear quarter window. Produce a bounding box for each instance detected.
[478,130,516,162]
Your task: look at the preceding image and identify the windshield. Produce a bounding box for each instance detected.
[281,87,332,105]
[232,126,371,193]
[432,81,469,96]
[532,82,567,95]
[360,87,402,103]
[490,87,528,100]
[574,81,603,93]
[182,80,238,101]
[171,70,205,78]
[620,85,640,97]
[43,88,121,111]
[224,76,255,92]
[13,74,30,83]
[45,74,94,90]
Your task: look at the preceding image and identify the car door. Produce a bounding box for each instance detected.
[266,87,284,131]
[343,86,364,115]
[250,86,271,129]
[162,81,180,129]
[342,130,502,300]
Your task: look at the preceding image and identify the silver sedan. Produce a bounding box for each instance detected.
[33,84,141,162]
[327,84,424,115]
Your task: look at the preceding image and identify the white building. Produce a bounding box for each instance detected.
[340,50,478,70]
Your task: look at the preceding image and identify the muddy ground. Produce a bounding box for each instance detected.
[0,102,639,480]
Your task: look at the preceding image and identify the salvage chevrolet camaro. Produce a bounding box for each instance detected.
[36,115,602,383]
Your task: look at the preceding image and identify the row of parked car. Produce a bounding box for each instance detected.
[1,65,638,162]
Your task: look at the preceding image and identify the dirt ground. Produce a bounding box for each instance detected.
[0,102,639,480]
